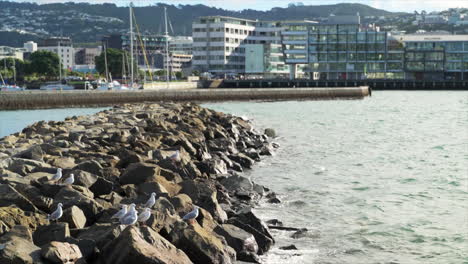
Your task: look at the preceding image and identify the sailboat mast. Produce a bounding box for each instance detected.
[104,42,109,82]
[164,7,169,87]
[58,39,62,91]
[129,3,134,88]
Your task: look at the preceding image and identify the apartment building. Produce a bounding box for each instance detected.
[169,36,193,55]
[0,46,26,60]
[192,16,282,75]
[37,37,74,70]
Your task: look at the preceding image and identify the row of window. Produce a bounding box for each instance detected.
[305,62,468,71]
[406,42,468,52]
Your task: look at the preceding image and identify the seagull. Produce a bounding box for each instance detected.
[120,204,138,225]
[137,208,151,225]
[169,150,180,162]
[50,168,62,183]
[47,203,63,223]
[143,192,156,208]
[111,205,128,220]
[182,205,199,225]
[62,174,74,186]
[121,203,136,219]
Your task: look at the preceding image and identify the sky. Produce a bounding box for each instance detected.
[9,0,468,13]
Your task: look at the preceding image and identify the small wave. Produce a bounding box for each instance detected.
[290,200,307,207]
[352,186,370,191]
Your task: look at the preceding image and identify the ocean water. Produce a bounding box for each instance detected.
[0,92,467,264]
[204,91,468,264]
[0,108,107,138]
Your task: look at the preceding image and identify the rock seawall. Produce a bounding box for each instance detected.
[0,102,278,263]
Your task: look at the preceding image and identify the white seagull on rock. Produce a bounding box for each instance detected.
[183,205,199,225]
[143,192,157,208]
[47,203,63,223]
[120,204,138,225]
[51,168,62,183]
[138,208,152,225]
[62,173,74,186]
[111,204,128,220]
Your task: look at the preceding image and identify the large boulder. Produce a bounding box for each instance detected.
[89,177,114,196]
[14,145,44,162]
[0,226,45,264]
[119,163,160,185]
[40,241,83,264]
[100,226,193,264]
[54,187,103,222]
[0,184,40,213]
[169,221,235,264]
[7,183,54,212]
[73,160,103,177]
[214,224,258,255]
[179,180,227,222]
[33,223,70,247]
[71,170,98,188]
[62,205,87,229]
[77,223,123,251]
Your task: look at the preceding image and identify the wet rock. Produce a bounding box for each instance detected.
[280,244,298,250]
[41,241,83,263]
[169,221,236,264]
[0,226,45,264]
[228,154,254,169]
[291,228,308,239]
[264,128,276,138]
[265,219,283,227]
[0,184,39,212]
[33,223,70,247]
[214,224,259,254]
[62,205,87,229]
[100,226,192,264]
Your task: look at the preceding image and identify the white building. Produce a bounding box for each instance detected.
[0,46,25,60]
[37,37,74,70]
[192,16,282,74]
[23,41,37,53]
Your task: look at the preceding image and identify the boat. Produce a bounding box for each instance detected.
[40,82,75,90]
[0,64,24,91]
[96,80,130,90]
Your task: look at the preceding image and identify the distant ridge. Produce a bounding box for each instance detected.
[0,1,403,46]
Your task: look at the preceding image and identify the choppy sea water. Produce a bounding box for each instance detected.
[204,91,468,264]
[0,92,466,264]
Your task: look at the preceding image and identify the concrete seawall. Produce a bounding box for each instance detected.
[0,87,369,110]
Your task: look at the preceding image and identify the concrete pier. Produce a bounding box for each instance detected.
[0,87,369,110]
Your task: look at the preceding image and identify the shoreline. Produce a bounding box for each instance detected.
[0,102,278,263]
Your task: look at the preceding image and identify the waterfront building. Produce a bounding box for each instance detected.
[395,34,468,81]
[169,36,193,55]
[74,47,101,72]
[192,16,282,75]
[102,34,168,69]
[0,46,25,60]
[193,15,468,81]
[37,37,74,70]
[23,41,37,53]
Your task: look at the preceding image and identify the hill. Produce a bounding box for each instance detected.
[0,1,402,46]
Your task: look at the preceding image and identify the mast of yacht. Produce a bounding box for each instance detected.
[104,42,109,83]
[129,2,134,89]
[58,39,62,91]
[164,7,169,88]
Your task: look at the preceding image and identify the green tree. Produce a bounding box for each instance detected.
[175,71,183,80]
[191,70,200,76]
[28,51,60,78]
[0,58,30,80]
[95,48,135,79]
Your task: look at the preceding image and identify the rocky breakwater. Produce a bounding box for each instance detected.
[0,102,278,264]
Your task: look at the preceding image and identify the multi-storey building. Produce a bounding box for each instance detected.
[102,34,168,68]
[396,34,468,80]
[37,37,74,70]
[169,36,193,55]
[192,16,282,75]
[194,15,468,80]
